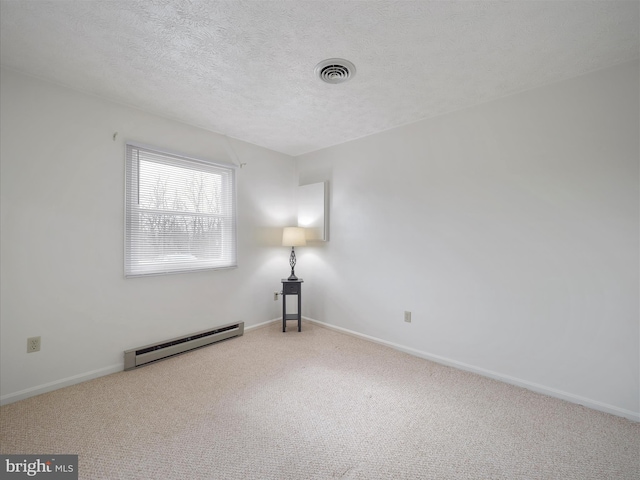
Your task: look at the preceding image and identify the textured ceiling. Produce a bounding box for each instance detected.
[1,1,638,156]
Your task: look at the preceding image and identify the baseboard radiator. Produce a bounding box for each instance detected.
[124,321,244,371]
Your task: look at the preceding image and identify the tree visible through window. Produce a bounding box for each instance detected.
[125,143,237,276]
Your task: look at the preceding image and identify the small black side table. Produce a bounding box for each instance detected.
[281,278,303,332]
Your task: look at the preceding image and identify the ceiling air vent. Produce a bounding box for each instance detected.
[315,58,356,84]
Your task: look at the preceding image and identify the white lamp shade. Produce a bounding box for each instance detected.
[282,227,306,247]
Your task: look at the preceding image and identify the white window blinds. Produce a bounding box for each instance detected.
[125,143,237,277]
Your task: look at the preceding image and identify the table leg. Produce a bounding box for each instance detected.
[297,291,302,332]
[282,291,286,332]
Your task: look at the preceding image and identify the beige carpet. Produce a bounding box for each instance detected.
[1,320,638,479]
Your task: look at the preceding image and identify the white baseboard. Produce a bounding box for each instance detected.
[1,319,280,406]
[4,317,637,422]
[245,318,279,332]
[0,364,123,406]
[304,316,640,422]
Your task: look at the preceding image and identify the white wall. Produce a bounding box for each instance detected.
[296,61,639,419]
[0,69,296,403]
[2,62,638,419]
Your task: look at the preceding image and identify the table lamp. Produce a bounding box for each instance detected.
[282,227,306,280]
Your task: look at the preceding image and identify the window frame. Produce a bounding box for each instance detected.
[124,142,238,277]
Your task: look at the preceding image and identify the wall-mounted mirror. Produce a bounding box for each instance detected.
[298,181,328,241]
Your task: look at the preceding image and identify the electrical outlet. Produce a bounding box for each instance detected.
[274,291,279,301]
[404,311,412,323]
[27,336,41,353]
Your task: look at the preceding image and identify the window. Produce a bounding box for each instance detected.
[125,143,237,277]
